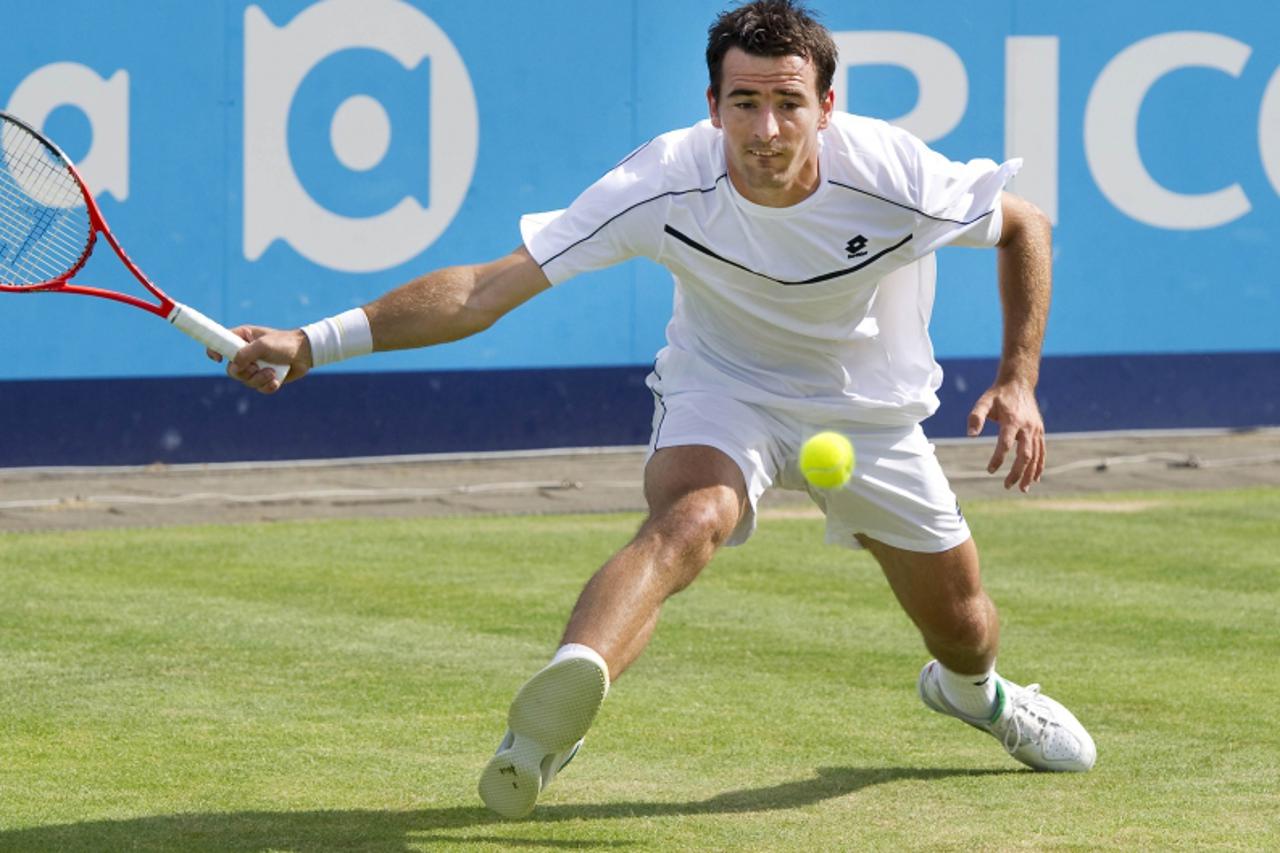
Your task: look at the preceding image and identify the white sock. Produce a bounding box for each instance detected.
[937,662,998,720]
[550,643,611,691]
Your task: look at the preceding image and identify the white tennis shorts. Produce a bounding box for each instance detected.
[646,389,971,553]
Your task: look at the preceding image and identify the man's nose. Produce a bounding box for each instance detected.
[755,107,779,140]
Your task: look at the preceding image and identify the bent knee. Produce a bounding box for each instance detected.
[644,488,742,571]
[682,487,743,541]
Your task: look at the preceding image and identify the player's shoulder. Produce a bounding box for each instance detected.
[823,111,931,198]
[606,120,724,191]
[825,112,929,168]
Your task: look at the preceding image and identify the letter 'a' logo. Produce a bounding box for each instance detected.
[5,63,130,202]
[244,0,478,273]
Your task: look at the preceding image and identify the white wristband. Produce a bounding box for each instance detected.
[301,307,373,367]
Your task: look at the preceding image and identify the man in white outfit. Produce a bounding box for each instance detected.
[220,0,1096,820]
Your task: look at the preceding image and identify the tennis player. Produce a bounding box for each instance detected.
[221,0,1095,818]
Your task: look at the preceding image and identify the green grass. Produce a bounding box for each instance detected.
[1,487,1277,850]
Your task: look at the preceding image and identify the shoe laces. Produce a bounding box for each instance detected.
[1002,683,1055,754]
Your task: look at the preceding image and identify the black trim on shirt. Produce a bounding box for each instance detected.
[539,174,729,269]
[663,225,913,286]
[827,179,996,226]
[611,139,654,172]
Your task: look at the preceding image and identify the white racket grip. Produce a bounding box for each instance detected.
[167,302,291,383]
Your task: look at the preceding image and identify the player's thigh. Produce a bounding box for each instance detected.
[646,390,783,546]
[643,445,749,539]
[644,445,748,512]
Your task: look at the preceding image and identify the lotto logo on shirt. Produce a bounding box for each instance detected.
[243,0,478,273]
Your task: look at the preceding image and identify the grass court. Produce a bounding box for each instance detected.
[1,487,1276,850]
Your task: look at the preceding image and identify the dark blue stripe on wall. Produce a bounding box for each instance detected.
[0,351,1275,467]
[936,351,1279,437]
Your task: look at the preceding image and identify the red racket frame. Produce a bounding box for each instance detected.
[0,110,176,317]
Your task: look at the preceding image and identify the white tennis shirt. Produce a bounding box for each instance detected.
[520,112,1020,426]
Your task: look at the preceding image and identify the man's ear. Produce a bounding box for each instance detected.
[818,87,834,129]
[707,85,722,128]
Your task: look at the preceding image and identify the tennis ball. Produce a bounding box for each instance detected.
[799,431,855,489]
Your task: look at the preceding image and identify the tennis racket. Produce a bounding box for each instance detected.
[0,110,287,381]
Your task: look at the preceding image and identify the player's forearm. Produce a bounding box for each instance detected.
[994,200,1053,389]
[364,264,498,352]
[292,248,549,372]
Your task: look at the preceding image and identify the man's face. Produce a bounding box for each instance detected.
[707,47,833,207]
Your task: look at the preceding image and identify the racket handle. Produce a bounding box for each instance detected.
[167,302,291,383]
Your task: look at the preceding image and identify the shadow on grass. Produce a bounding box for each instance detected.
[0,766,1016,851]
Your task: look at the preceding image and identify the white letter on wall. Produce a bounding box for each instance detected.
[831,32,968,143]
[1084,32,1251,230]
[244,0,479,272]
[1258,64,1280,197]
[1005,37,1058,224]
[6,63,130,201]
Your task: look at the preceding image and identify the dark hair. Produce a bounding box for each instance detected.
[706,0,837,101]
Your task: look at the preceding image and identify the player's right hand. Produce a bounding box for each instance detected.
[967,379,1046,493]
[206,326,312,394]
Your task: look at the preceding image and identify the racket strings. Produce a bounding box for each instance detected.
[0,153,88,281]
[0,118,93,287]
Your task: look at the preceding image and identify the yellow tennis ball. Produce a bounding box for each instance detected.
[799,431,855,489]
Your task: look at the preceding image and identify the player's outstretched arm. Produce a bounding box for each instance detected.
[364,246,552,351]
[967,192,1052,493]
[214,247,551,393]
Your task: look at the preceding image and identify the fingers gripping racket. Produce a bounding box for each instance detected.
[0,111,287,381]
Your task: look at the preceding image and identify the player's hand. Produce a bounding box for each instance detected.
[206,326,312,394]
[967,380,1045,492]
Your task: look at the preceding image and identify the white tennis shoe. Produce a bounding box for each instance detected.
[478,654,609,818]
[918,659,1096,772]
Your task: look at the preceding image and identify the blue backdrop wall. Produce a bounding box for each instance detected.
[1,0,1276,465]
